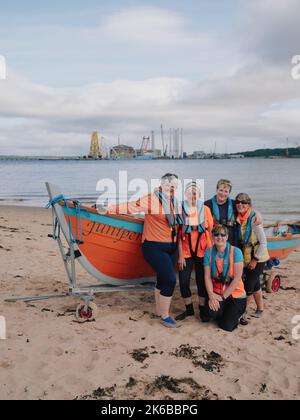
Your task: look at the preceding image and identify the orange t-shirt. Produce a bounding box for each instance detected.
[181,205,214,258]
[108,193,178,243]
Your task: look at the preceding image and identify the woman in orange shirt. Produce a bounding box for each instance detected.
[177,182,214,322]
[108,173,182,328]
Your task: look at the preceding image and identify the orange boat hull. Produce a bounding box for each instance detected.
[64,208,155,281]
[267,234,300,260]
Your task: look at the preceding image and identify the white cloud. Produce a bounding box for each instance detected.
[101,6,212,46]
[0,69,189,119]
[1,59,300,155]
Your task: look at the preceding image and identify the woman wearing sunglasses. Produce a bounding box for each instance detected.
[107,173,182,328]
[205,179,262,246]
[204,225,247,332]
[235,193,269,324]
[176,182,214,322]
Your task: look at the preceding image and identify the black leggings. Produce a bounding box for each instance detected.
[142,240,178,297]
[178,257,207,299]
[206,297,247,332]
[244,262,266,296]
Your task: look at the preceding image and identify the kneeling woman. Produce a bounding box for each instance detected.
[204,225,247,332]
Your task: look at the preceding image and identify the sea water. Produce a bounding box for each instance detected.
[0,158,299,223]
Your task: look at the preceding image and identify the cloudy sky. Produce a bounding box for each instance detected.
[0,0,300,155]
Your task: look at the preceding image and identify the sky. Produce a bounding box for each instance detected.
[0,0,300,155]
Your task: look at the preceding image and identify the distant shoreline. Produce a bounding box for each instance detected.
[0,156,299,161]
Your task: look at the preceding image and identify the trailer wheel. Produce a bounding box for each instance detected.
[271,275,281,293]
[266,274,281,293]
[75,302,98,323]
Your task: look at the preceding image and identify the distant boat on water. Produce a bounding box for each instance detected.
[134,155,153,160]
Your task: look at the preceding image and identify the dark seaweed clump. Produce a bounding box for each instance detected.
[171,344,224,373]
[145,375,219,400]
[129,347,149,363]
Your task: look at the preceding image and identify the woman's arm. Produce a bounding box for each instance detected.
[204,206,214,248]
[223,261,244,299]
[204,265,221,311]
[107,194,151,215]
[205,206,214,233]
[204,265,214,298]
[253,223,268,260]
[253,210,263,225]
[178,237,186,270]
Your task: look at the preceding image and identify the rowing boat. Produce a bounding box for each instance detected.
[46,183,300,285]
[265,222,300,260]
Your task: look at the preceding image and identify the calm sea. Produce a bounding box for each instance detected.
[0,158,299,223]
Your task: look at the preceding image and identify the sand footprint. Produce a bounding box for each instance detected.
[84,351,100,371]
[0,360,13,369]
[44,346,65,357]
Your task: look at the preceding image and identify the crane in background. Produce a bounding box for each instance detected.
[140,136,151,154]
[160,124,168,157]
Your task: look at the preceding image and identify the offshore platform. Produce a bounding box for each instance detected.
[88,131,103,159]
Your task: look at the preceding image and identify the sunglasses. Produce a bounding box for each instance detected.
[213,233,227,238]
[236,200,250,205]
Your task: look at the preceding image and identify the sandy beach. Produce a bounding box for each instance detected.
[0,205,299,400]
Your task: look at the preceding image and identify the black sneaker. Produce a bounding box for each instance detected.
[240,315,249,326]
[175,311,194,321]
[199,306,210,323]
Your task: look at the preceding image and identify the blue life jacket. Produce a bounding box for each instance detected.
[236,210,256,246]
[212,195,235,227]
[182,199,205,234]
[211,243,234,285]
[154,190,182,241]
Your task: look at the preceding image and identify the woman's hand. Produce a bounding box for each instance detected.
[208,295,221,312]
[247,259,258,270]
[178,257,186,271]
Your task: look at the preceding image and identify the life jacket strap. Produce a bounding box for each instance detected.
[188,231,203,259]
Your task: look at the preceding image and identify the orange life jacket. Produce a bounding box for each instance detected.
[210,244,235,295]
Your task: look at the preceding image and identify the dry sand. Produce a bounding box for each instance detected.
[0,205,299,400]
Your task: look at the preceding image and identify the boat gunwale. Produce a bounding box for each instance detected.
[60,200,300,245]
[266,234,300,242]
[58,200,144,225]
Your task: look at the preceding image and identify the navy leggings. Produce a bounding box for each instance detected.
[142,240,178,297]
[206,297,247,332]
[178,257,207,299]
[244,262,266,296]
